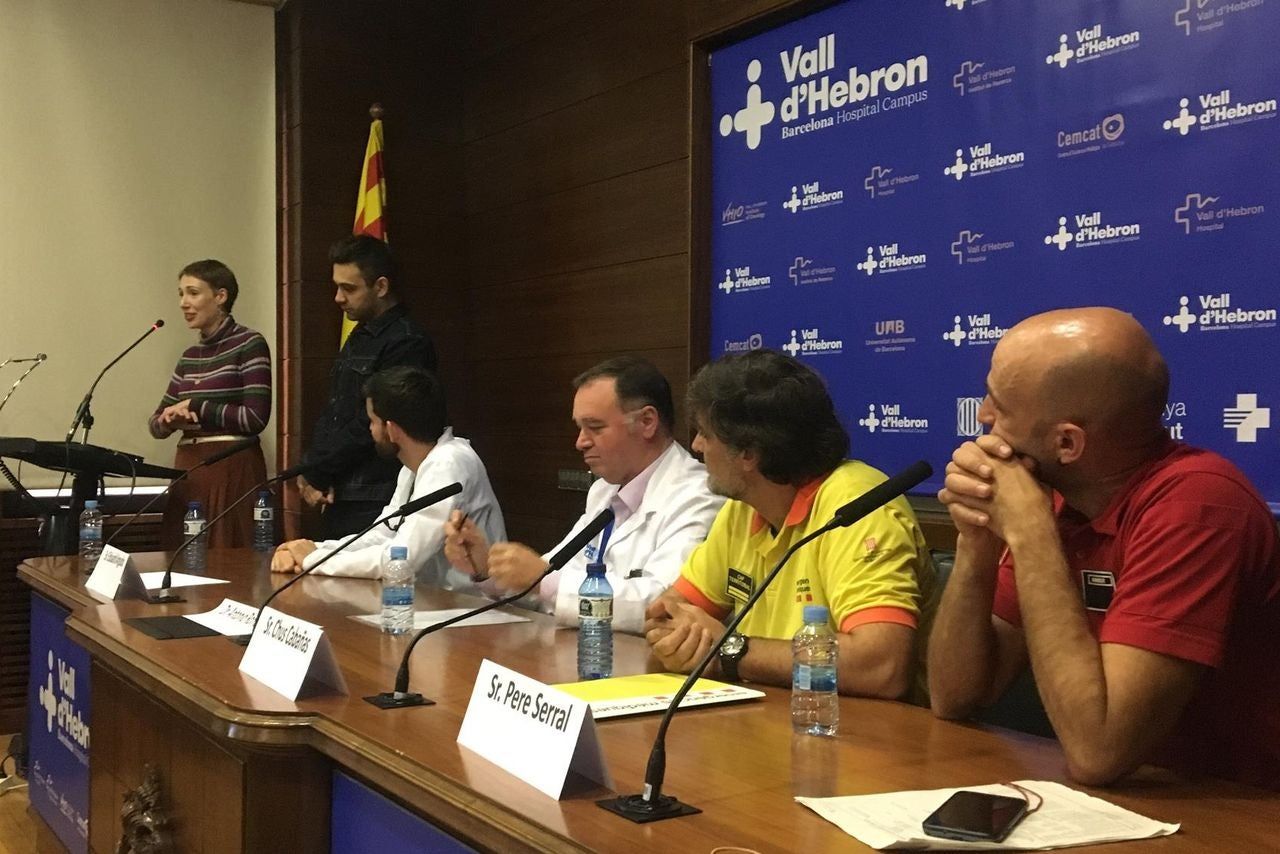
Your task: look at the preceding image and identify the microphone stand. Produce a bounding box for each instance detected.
[228,483,463,645]
[598,460,933,823]
[66,321,164,445]
[364,508,616,710]
[0,354,46,419]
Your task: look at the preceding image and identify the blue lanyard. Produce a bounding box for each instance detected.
[597,518,615,558]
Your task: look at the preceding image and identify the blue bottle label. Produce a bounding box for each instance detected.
[80,527,101,541]
[793,663,837,692]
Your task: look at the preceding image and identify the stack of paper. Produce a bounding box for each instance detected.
[553,673,764,719]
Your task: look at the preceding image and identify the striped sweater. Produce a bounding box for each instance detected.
[148,316,272,438]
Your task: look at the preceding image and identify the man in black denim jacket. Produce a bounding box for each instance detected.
[300,235,437,538]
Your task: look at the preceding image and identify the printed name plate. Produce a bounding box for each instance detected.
[238,606,348,701]
[457,659,610,799]
[85,545,149,601]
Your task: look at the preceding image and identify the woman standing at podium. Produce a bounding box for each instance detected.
[148,260,271,550]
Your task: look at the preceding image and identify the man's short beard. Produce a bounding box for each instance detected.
[374,438,399,459]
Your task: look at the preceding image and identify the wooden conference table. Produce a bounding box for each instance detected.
[19,550,1279,853]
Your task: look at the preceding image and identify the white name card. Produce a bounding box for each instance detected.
[457,659,610,799]
[85,545,149,601]
[238,607,348,701]
[185,599,260,636]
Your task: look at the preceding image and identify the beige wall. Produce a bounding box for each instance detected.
[0,0,276,487]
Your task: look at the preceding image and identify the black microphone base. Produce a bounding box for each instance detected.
[596,793,701,823]
[148,590,186,604]
[364,691,435,709]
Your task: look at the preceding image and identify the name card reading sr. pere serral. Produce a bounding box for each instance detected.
[457,659,610,800]
[238,606,348,701]
[85,545,150,601]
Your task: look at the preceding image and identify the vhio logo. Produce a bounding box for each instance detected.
[721,200,768,226]
[1162,294,1278,333]
[1045,24,1141,69]
[1223,393,1270,443]
[1163,89,1278,136]
[719,59,776,150]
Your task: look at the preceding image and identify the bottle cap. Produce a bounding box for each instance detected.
[258,490,271,498]
[802,604,829,624]
[389,546,408,560]
[84,500,98,509]
[188,500,201,510]
[585,561,606,576]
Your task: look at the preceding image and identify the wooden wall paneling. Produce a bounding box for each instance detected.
[465,159,689,286]
[464,64,688,214]
[462,0,616,63]
[463,1,688,142]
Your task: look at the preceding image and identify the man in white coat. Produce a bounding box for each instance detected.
[271,366,505,592]
[443,356,723,634]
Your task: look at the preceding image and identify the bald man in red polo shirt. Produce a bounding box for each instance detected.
[930,307,1280,790]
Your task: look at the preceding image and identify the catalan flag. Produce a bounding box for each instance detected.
[341,105,388,347]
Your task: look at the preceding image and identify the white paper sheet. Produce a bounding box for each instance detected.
[797,780,1180,850]
[184,599,260,636]
[349,608,531,630]
[139,571,230,590]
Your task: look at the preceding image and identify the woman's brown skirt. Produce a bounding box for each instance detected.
[160,439,269,550]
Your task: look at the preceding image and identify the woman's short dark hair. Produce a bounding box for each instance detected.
[179,259,239,312]
[329,234,397,293]
[573,355,675,433]
[362,366,447,443]
[688,349,849,486]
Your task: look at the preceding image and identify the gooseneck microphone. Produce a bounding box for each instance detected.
[66,320,165,444]
[0,353,47,419]
[365,507,616,710]
[105,437,260,550]
[598,460,933,823]
[228,482,464,645]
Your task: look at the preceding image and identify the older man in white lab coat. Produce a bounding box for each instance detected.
[444,356,723,634]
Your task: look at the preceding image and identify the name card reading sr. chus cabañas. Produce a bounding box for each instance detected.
[457,659,610,799]
[238,606,347,701]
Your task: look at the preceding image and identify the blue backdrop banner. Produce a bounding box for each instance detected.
[710,0,1279,512]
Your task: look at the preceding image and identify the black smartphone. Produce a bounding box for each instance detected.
[921,790,1030,843]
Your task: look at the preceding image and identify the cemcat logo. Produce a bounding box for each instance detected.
[782,327,843,357]
[37,650,90,751]
[1045,24,1141,69]
[1044,211,1141,251]
[952,59,1016,96]
[1177,0,1267,37]
[783,180,845,213]
[1057,113,1125,158]
[723,332,764,353]
[1175,192,1265,234]
[859,403,930,434]
[1163,89,1278,136]
[855,242,928,276]
[1162,294,1278,334]
[943,142,1026,181]
[1223,393,1270,443]
[717,265,772,295]
[943,313,1008,347]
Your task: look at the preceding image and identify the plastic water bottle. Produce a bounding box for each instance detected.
[78,500,103,562]
[381,545,414,635]
[577,562,613,679]
[182,500,207,572]
[792,604,839,736]
[252,491,274,552]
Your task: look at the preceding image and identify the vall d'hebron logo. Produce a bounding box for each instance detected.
[865,318,917,354]
[784,180,844,213]
[718,266,772,295]
[38,650,90,756]
[1163,89,1278,136]
[952,60,1016,96]
[951,229,1015,265]
[944,142,1026,181]
[723,332,764,354]
[1044,211,1141,251]
[718,34,929,149]
[944,314,1009,347]
[945,0,991,10]
[1162,293,1278,333]
[859,403,929,434]
[1175,192,1265,234]
[789,256,837,286]
[721,200,768,226]
[1057,112,1125,158]
[864,165,921,199]
[1045,24,1141,69]
[1177,0,1267,37]
[782,327,843,357]
[1223,393,1270,443]
[856,242,927,275]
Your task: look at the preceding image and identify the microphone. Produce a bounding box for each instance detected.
[0,353,48,419]
[104,437,260,550]
[66,320,165,444]
[365,507,616,709]
[148,444,351,603]
[598,461,933,823]
[0,353,47,368]
[228,482,464,645]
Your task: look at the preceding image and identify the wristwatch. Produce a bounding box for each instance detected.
[719,632,749,683]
